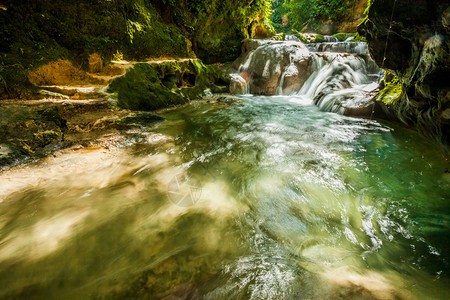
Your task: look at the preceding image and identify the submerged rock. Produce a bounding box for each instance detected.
[0,99,166,168]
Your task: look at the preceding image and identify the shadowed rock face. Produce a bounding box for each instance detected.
[358,0,450,146]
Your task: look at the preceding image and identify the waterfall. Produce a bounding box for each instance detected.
[277,72,286,95]
[230,38,382,115]
[323,35,339,42]
[305,42,369,55]
[296,54,380,114]
[285,35,300,42]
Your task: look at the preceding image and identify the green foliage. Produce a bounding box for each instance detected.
[359,0,372,27]
[112,51,124,61]
[271,0,291,33]
[284,0,349,31]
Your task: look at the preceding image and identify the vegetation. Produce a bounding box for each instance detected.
[271,0,291,33]
[284,0,349,31]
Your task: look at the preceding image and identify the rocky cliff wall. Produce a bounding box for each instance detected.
[359,0,449,147]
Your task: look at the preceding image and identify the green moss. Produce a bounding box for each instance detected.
[108,59,225,111]
[358,0,373,27]
[1,0,273,91]
[376,72,403,105]
[294,32,308,43]
[312,34,324,43]
[332,32,366,42]
[108,63,187,111]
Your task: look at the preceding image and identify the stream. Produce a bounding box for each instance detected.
[0,94,449,299]
[1,36,449,299]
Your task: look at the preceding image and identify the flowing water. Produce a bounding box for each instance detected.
[0,95,449,299]
[305,42,369,55]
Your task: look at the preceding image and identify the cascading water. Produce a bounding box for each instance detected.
[323,35,340,42]
[231,38,383,116]
[296,54,380,114]
[305,41,369,55]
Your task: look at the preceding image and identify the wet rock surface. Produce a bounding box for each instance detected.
[0,105,67,166]
[28,60,105,86]
[0,100,164,169]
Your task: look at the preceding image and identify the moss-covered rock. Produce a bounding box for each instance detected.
[312,34,325,43]
[332,32,366,42]
[107,63,186,111]
[108,60,227,111]
[294,33,308,43]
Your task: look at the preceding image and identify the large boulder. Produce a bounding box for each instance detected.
[232,40,312,95]
[108,60,228,111]
[229,73,248,95]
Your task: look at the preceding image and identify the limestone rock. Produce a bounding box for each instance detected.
[233,40,312,95]
[0,105,66,166]
[230,74,248,95]
[108,60,227,111]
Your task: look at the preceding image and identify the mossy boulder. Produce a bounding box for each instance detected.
[312,34,325,43]
[294,33,308,43]
[108,60,227,111]
[332,32,366,42]
[107,63,187,111]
